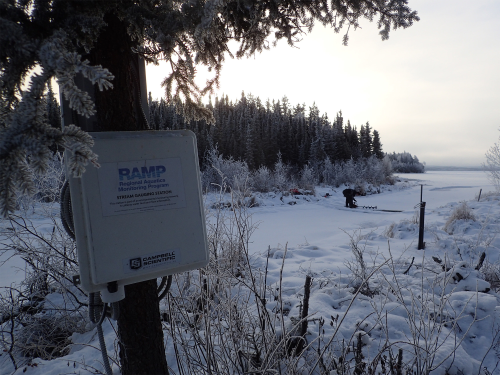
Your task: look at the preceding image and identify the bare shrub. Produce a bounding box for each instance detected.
[17,312,84,360]
[14,153,65,215]
[444,201,476,234]
[384,223,396,238]
[479,260,500,292]
[375,253,489,375]
[163,191,295,373]
[484,134,500,192]
[0,158,94,370]
[162,213,495,374]
[409,209,420,225]
[475,190,499,201]
[343,230,378,297]
[3,152,494,374]
[2,214,82,297]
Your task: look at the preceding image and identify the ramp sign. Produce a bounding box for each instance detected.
[66,130,209,302]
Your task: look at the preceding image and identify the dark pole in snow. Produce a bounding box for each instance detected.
[417,186,425,250]
[478,189,482,202]
[417,202,426,250]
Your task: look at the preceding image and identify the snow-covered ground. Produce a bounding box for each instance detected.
[1,170,500,374]
[237,171,500,374]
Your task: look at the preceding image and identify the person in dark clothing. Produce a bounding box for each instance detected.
[343,188,360,208]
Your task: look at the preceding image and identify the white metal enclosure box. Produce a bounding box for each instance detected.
[67,130,208,301]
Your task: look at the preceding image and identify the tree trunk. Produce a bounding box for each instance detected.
[89,12,169,375]
[118,280,169,375]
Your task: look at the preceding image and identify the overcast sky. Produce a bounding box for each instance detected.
[146,0,500,167]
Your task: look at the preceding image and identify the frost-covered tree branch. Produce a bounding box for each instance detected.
[484,134,500,192]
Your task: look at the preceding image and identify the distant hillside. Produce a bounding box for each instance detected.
[425,166,484,171]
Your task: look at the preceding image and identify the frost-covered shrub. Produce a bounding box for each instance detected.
[297,164,316,191]
[34,153,65,203]
[484,133,500,192]
[382,154,393,177]
[15,152,65,213]
[202,148,251,192]
[384,222,396,238]
[475,190,500,201]
[319,156,393,189]
[363,155,386,186]
[252,166,272,192]
[480,261,500,292]
[0,206,88,369]
[342,158,357,185]
[203,147,396,195]
[272,153,290,192]
[321,157,335,186]
[444,202,476,234]
[16,312,85,360]
[386,151,425,173]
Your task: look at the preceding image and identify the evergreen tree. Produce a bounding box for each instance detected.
[331,112,346,161]
[244,111,255,169]
[359,121,373,158]
[45,82,61,131]
[45,82,62,153]
[322,156,335,185]
[345,121,361,160]
[308,134,326,173]
[372,129,384,158]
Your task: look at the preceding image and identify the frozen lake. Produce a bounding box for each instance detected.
[247,170,493,257]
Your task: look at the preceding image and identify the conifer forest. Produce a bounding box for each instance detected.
[43,86,424,191]
[147,92,407,192]
[149,93,384,172]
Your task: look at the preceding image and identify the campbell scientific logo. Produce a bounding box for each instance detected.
[123,250,179,274]
[129,257,142,270]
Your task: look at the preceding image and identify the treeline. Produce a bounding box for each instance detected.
[41,87,422,191]
[387,152,425,173]
[148,93,394,187]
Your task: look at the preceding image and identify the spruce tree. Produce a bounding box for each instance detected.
[45,83,61,131]
[359,121,373,158]
[332,112,346,161]
[244,111,255,169]
[345,121,361,160]
[45,82,62,153]
[372,129,384,159]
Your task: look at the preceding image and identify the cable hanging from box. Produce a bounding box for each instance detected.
[89,292,112,375]
[157,274,172,300]
[60,181,75,240]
